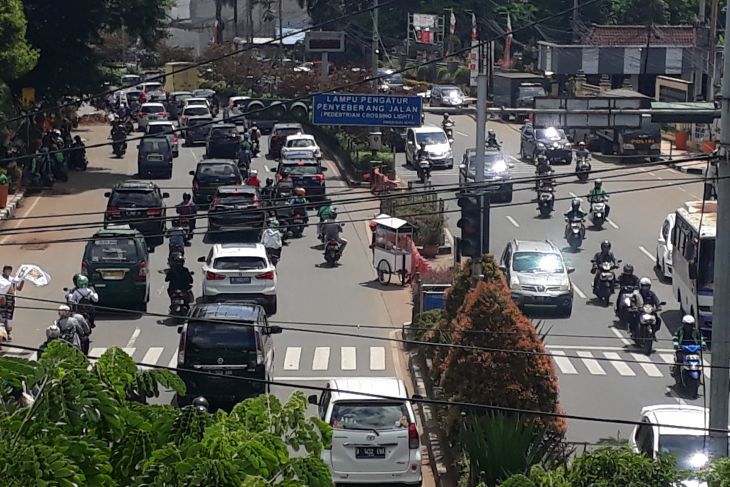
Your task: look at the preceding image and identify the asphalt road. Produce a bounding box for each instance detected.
[398,112,710,444]
[0,122,404,412]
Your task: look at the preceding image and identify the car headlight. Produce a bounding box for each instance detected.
[492,159,507,173]
[623,143,635,149]
[510,277,520,289]
[537,142,546,148]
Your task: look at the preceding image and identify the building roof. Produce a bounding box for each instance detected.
[582,25,697,47]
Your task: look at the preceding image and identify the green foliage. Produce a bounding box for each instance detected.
[706,457,730,487]
[437,66,452,83]
[416,65,432,82]
[0,342,333,486]
[569,447,680,487]
[0,0,38,82]
[454,67,471,85]
[412,309,447,342]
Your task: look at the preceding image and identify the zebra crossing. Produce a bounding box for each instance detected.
[549,347,711,380]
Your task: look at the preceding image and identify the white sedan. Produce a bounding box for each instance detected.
[282,134,321,159]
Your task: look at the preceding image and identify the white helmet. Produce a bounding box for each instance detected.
[58,304,71,312]
[46,324,61,339]
[639,277,651,287]
[682,315,696,326]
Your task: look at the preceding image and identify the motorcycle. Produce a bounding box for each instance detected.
[674,344,703,399]
[535,168,553,192]
[324,239,343,266]
[592,260,620,307]
[565,218,585,250]
[616,285,639,328]
[443,122,454,145]
[590,201,607,229]
[50,152,69,182]
[575,155,591,182]
[69,144,88,171]
[417,156,432,184]
[537,187,555,217]
[178,217,195,242]
[169,289,192,319]
[287,212,306,238]
[266,247,281,266]
[112,139,127,158]
[632,303,661,355]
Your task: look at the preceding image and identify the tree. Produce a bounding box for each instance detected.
[0,341,333,486]
[0,0,38,82]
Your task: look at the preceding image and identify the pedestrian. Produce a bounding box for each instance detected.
[0,265,24,340]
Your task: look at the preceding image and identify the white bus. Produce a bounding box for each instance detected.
[671,200,716,336]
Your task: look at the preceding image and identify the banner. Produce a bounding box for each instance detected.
[14,264,52,287]
[449,11,456,35]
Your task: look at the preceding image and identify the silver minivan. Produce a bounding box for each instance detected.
[405,125,453,169]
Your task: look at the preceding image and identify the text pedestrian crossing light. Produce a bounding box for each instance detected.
[457,192,483,258]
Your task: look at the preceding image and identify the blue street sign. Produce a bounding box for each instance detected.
[312,93,422,127]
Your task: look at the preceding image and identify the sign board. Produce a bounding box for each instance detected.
[312,93,422,127]
[412,14,438,29]
[532,96,643,129]
[305,31,345,53]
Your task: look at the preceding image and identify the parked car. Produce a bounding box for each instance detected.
[199,243,277,314]
[146,120,179,157]
[273,159,327,202]
[104,181,169,247]
[176,302,281,407]
[189,159,243,205]
[429,85,465,107]
[206,124,241,159]
[459,147,514,202]
[308,377,422,486]
[405,125,453,168]
[208,185,265,233]
[137,136,173,178]
[166,91,193,120]
[656,213,675,280]
[520,123,573,164]
[184,116,213,146]
[82,225,149,311]
[180,104,211,127]
[269,123,304,159]
[499,239,575,316]
[282,134,321,159]
[137,102,168,132]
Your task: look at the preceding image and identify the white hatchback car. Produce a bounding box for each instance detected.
[309,378,422,486]
[282,134,321,159]
[137,103,168,132]
[656,212,675,280]
[180,104,212,127]
[199,243,277,315]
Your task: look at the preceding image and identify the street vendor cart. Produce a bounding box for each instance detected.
[372,214,415,286]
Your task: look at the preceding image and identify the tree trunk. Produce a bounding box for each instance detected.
[233,0,239,36]
[215,0,223,44]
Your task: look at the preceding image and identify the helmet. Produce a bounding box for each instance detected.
[58,304,71,312]
[578,141,586,147]
[639,277,651,288]
[369,220,378,231]
[600,240,611,252]
[682,315,696,327]
[488,129,496,136]
[172,218,181,227]
[46,324,61,340]
[182,192,191,201]
[330,210,338,220]
[74,135,82,143]
[622,264,634,275]
[265,178,273,186]
[595,179,603,188]
[294,187,306,196]
[248,169,258,177]
[443,112,450,119]
[76,275,89,288]
[267,217,279,227]
[192,396,209,412]
[243,132,250,139]
[571,198,581,210]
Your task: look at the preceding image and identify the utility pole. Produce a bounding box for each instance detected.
[372,0,380,81]
[474,41,489,276]
[709,0,719,100]
[278,0,283,48]
[572,0,580,42]
[709,0,730,458]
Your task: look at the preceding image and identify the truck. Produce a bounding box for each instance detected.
[492,72,547,122]
[163,62,199,93]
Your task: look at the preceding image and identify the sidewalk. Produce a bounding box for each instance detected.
[661,139,707,174]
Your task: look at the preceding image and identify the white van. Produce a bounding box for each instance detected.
[405,125,453,169]
[308,377,422,485]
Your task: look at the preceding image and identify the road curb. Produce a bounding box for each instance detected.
[0,190,26,221]
[666,158,706,175]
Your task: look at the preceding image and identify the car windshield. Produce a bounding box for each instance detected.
[468,152,508,175]
[518,86,546,97]
[89,238,139,263]
[210,127,237,138]
[175,94,192,103]
[536,128,566,140]
[126,91,141,102]
[281,164,319,176]
[213,256,267,270]
[513,252,565,273]
[416,131,448,145]
[141,139,169,152]
[288,139,315,148]
[441,88,462,97]
[141,105,165,113]
[143,83,162,92]
[275,128,301,137]
[330,401,410,430]
[198,163,237,178]
[658,435,711,471]
[189,118,213,127]
[188,323,255,350]
[184,106,209,116]
[110,191,159,207]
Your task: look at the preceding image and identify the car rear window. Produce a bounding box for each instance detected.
[143,83,162,92]
[141,105,165,113]
[126,91,142,101]
[275,128,301,137]
[189,118,213,127]
[512,252,565,273]
[187,323,256,350]
[184,106,209,116]
[198,163,237,177]
[217,193,255,205]
[141,139,169,152]
[210,127,238,138]
[147,124,173,135]
[288,139,314,148]
[110,190,160,207]
[89,238,139,263]
[213,256,267,270]
[330,401,410,430]
[281,164,319,176]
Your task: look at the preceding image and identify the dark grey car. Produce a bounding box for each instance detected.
[184,116,213,146]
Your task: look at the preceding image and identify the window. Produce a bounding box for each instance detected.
[275,128,302,137]
[536,128,565,140]
[658,434,709,470]
[288,139,315,148]
[330,401,410,430]
[147,124,173,135]
[213,256,267,270]
[698,239,715,290]
[635,422,654,456]
[210,127,238,138]
[198,164,237,177]
[416,131,448,145]
[512,252,565,273]
[110,191,159,207]
[319,389,331,419]
[141,140,169,152]
[141,105,165,114]
[187,323,255,350]
[184,106,209,116]
[662,219,671,241]
[217,193,256,205]
[281,164,319,176]
[89,238,139,263]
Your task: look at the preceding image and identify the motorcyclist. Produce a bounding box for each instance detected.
[66,274,99,329]
[673,315,705,368]
[261,217,283,264]
[165,253,194,305]
[615,264,641,315]
[69,135,87,170]
[486,129,500,148]
[535,153,551,176]
[591,240,617,291]
[588,179,610,217]
[249,124,261,154]
[441,113,453,132]
[576,141,590,162]
[176,192,198,236]
[245,169,261,187]
[167,219,187,253]
[38,324,61,359]
[416,142,428,162]
[564,198,587,238]
[321,210,347,255]
[239,132,253,167]
[287,187,309,224]
[317,202,335,240]
[55,305,88,353]
[633,276,663,331]
[261,178,276,203]
[111,122,126,148]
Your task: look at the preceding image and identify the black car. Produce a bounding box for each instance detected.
[268,123,303,159]
[206,124,241,159]
[104,181,169,246]
[185,116,213,146]
[458,147,514,202]
[208,185,265,233]
[190,159,243,205]
[176,302,281,407]
[520,123,573,164]
[273,159,327,202]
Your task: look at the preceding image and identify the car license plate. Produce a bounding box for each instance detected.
[356,447,386,459]
[230,277,251,284]
[101,270,125,280]
[125,210,141,216]
[148,155,163,161]
[212,369,233,376]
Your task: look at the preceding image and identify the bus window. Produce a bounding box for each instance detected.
[699,239,715,290]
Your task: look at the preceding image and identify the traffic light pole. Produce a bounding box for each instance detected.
[471,64,488,278]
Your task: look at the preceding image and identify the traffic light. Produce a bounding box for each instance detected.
[457,191,487,258]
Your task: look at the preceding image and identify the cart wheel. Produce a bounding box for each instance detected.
[398,270,408,286]
[377,259,392,285]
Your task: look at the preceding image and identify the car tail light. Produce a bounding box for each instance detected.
[146,208,162,215]
[314,174,325,181]
[135,261,147,282]
[178,328,186,365]
[210,197,220,207]
[206,271,225,280]
[276,175,283,181]
[408,423,419,449]
[160,112,167,116]
[255,331,264,365]
[253,196,260,205]
[81,261,88,275]
[255,271,275,280]
[173,135,178,142]
[106,207,120,215]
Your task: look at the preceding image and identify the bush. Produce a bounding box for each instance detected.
[411,309,446,342]
[437,66,452,83]
[569,447,680,487]
[416,65,431,82]
[454,67,471,85]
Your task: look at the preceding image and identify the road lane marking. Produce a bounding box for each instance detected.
[610,327,632,346]
[264,164,270,173]
[341,347,357,370]
[638,245,657,262]
[572,284,586,299]
[547,344,675,352]
[639,167,647,172]
[127,328,141,348]
[312,347,330,370]
[630,353,663,377]
[509,155,522,164]
[679,187,687,192]
[576,351,606,375]
[603,352,636,376]
[656,175,664,180]
[659,354,675,365]
[606,218,619,229]
[703,358,712,380]
[551,350,578,374]
[455,130,468,137]
[89,347,106,362]
[139,347,164,370]
[122,347,135,357]
[169,351,178,369]
[506,216,520,228]
[649,172,656,177]
[283,347,302,370]
[370,347,386,370]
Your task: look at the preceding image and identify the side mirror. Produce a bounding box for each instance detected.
[321,167,328,172]
[189,170,195,176]
[508,163,515,168]
[197,256,206,263]
[177,326,182,334]
[411,394,424,400]
[269,325,283,334]
[567,267,576,274]
[270,167,277,173]
[162,192,170,198]
[498,264,507,272]
[307,394,318,405]
[660,301,667,306]
[104,192,111,197]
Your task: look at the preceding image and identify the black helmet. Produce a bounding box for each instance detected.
[329,210,338,220]
[172,219,181,227]
[443,112,450,118]
[192,396,209,412]
[537,154,547,163]
[595,179,603,188]
[571,198,581,210]
[182,192,191,201]
[266,178,273,185]
[171,252,184,265]
[622,264,634,275]
[600,240,611,252]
